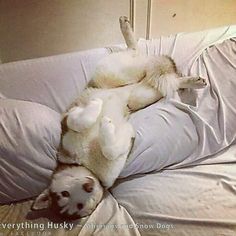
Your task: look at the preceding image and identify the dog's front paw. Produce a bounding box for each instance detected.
[67,99,103,132]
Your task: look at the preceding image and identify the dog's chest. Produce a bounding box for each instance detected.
[62,126,99,160]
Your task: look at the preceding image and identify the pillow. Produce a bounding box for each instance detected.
[120,100,198,177]
[0,48,108,113]
[121,38,236,177]
[0,99,61,203]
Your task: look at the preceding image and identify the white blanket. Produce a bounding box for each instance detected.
[0,25,236,203]
[121,26,236,176]
[0,25,236,236]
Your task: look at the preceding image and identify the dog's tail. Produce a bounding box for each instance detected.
[143,56,180,99]
[146,73,180,99]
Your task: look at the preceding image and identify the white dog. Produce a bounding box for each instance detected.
[32,16,207,220]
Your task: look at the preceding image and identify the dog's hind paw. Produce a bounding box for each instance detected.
[99,116,116,145]
[119,16,130,24]
[119,16,131,33]
[179,76,207,89]
[189,77,207,88]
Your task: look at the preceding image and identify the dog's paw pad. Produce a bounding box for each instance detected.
[119,16,129,24]
[119,16,131,32]
[196,77,207,87]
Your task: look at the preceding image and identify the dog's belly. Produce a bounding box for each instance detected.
[62,129,127,187]
[62,84,141,187]
[90,51,147,88]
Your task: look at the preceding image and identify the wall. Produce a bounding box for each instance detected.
[133,0,236,39]
[0,0,129,63]
[148,0,236,38]
[0,0,236,63]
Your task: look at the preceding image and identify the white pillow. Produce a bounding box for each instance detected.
[120,100,198,177]
[0,99,61,203]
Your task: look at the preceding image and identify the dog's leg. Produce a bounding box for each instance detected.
[178,76,207,89]
[99,116,135,161]
[119,16,137,50]
[67,98,103,132]
[128,83,162,112]
[57,146,80,164]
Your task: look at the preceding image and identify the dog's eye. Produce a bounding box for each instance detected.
[61,191,70,197]
[77,203,83,210]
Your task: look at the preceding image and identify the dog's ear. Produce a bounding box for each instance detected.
[83,177,95,193]
[61,113,68,135]
[31,189,51,210]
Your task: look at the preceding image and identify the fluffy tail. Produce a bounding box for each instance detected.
[144,56,180,99]
[154,73,180,99]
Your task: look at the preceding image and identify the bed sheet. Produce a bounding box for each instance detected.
[0,25,236,114]
[0,192,140,236]
[1,144,236,236]
[1,24,236,235]
[112,144,236,236]
[121,35,236,177]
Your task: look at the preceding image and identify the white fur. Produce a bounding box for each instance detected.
[90,51,147,88]
[67,98,103,132]
[61,51,202,187]
[32,17,207,220]
[63,85,136,188]
[51,166,103,217]
[32,51,206,219]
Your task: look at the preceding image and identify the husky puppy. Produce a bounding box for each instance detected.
[32,16,207,220]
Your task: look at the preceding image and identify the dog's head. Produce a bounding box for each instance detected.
[31,165,104,220]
